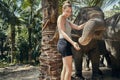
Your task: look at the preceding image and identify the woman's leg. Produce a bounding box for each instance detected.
[63,56,72,80]
[61,63,66,80]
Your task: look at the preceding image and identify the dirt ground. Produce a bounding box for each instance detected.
[0,65,120,80]
[0,65,40,80]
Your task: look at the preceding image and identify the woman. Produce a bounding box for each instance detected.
[57,1,85,80]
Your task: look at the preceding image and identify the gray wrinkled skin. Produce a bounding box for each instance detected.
[104,13,120,77]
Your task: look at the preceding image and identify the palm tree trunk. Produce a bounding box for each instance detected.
[39,0,62,80]
[28,27,32,63]
[10,25,15,63]
[0,38,4,59]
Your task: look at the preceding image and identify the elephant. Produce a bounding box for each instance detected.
[71,6,106,80]
[71,6,120,79]
[104,13,120,77]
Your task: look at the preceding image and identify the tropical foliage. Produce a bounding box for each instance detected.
[104,0,120,18]
[0,0,42,66]
[71,0,120,20]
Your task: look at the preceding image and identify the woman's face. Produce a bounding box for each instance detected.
[63,7,72,18]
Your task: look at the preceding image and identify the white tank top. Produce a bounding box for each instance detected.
[59,19,72,39]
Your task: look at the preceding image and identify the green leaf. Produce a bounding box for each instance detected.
[21,0,32,9]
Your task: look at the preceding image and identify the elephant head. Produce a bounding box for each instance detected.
[73,6,106,45]
[104,13,120,41]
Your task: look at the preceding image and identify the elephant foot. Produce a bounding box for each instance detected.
[72,74,85,80]
[99,63,105,67]
[84,67,90,71]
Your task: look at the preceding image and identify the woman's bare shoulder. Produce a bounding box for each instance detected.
[57,15,65,23]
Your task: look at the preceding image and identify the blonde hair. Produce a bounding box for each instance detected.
[62,0,72,9]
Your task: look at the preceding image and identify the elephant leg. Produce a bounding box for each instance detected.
[110,53,120,78]
[72,47,85,80]
[99,55,105,67]
[84,54,90,71]
[104,51,111,68]
[105,40,120,77]
[110,54,120,78]
[89,48,103,79]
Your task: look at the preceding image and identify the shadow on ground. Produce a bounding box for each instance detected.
[72,67,120,80]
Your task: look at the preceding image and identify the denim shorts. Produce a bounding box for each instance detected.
[57,38,73,57]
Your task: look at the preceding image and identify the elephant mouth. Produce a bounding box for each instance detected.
[78,36,92,45]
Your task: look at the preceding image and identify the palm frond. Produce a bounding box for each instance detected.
[101,0,119,10]
[0,0,20,25]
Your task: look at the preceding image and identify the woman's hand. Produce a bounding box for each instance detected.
[72,42,80,51]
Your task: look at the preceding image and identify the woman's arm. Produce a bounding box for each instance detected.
[69,21,85,30]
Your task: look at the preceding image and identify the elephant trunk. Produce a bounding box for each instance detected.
[79,18,106,45]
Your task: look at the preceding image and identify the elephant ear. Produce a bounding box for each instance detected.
[72,8,88,40]
[80,8,88,23]
[74,8,88,25]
